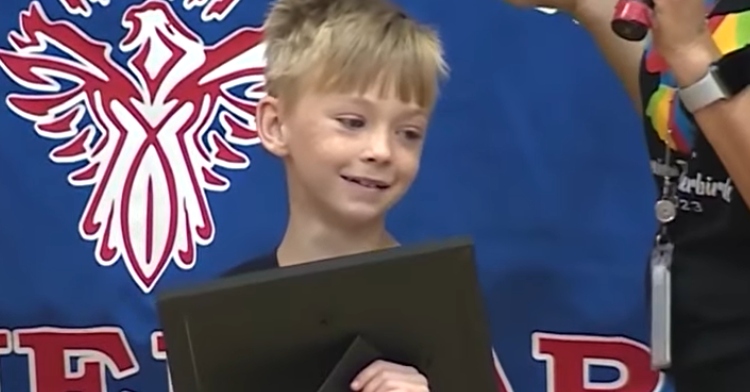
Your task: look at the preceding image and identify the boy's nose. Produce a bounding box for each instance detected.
[362,130,393,163]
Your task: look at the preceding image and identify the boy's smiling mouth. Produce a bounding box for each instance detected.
[340,175,391,190]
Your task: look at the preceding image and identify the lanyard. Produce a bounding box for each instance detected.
[649,142,688,370]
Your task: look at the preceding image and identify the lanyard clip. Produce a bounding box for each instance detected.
[651,236,674,269]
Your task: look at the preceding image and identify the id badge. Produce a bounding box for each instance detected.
[650,242,673,370]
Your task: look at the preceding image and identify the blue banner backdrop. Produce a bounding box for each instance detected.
[0,0,666,390]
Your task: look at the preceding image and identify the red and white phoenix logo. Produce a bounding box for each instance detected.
[0,0,265,293]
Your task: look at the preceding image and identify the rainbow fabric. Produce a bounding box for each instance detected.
[644,10,750,153]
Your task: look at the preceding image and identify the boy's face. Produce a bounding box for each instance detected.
[257,86,429,226]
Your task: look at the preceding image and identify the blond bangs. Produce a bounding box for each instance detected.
[264,5,448,109]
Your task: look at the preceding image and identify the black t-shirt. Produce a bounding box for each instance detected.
[639,0,750,369]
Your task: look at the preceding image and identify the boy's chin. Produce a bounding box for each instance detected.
[330,202,391,227]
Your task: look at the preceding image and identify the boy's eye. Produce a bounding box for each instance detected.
[337,117,366,129]
[401,129,423,141]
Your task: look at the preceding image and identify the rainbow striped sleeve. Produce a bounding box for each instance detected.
[712,12,750,54]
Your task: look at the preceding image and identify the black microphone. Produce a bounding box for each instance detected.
[611,0,654,41]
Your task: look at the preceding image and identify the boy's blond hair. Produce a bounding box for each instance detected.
[262,0,448,110]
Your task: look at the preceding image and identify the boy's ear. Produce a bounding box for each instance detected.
[256,95,289,157]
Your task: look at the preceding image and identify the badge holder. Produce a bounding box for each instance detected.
[649,238,672,369]
[648,144,683,370]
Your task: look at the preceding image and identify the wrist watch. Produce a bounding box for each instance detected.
[678,44,750,113]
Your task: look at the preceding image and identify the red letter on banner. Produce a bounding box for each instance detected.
[14,327,139,392]
[151,330,174,392]
[0,330,11,390]
[532,332,663,392]
[0,329,10,354]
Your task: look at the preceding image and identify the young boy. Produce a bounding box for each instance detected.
[224,0,449,390]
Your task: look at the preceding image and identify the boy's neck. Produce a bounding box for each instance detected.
[276,213,398,267]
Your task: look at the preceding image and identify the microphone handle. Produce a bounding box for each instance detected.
[611,0,654,41]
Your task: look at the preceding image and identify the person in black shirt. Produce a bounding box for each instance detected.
[222,0,449,390]
[502,0,750,389]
